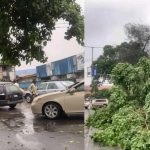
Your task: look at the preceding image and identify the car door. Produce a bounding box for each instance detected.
[64,82,84,113]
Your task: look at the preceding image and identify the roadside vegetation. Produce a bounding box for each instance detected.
[86,57,150,150]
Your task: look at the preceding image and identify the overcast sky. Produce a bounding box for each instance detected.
[16,0,84,70]
[85,0,150,85]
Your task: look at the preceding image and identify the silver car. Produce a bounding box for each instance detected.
[37,81,67,95]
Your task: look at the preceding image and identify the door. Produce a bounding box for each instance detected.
[64,83,84,113]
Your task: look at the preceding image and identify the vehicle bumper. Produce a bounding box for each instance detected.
[0,99,23,106]
[31,102,42,114]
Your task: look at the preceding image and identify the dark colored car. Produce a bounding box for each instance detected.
[0,82,23,108]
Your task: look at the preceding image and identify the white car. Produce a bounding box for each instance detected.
[91,98,108,108]
[37,81,68,95]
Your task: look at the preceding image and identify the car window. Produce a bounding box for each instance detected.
[47,83,58,89]
[5,85,21,94]
[0,86,4,94]
[38,83,47,90]
[56,82,66,89]
[75,83,84,92]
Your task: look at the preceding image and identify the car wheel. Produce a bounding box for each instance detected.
[43,103,61,119]
[9,104,16,109]
[25,94,33,103]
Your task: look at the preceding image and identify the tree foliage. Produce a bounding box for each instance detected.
[0,0,84,65]
[94,24,150,75]
[86,57,150,150]
[94,45,118,75]
[125,23,150,53]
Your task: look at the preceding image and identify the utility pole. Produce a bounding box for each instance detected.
[91,47,94,66]
[84,46,103,66]
[84,46,103,79]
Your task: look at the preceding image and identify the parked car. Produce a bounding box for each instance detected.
[98,80,113,90]
[91,98,108,108]
[37,81,68,95]
[31,81,84,119]
[20,88,33,103]
[0,82,23,108]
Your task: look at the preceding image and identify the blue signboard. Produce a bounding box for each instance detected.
[92,66,97,77]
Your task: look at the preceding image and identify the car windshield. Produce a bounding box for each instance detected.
[6,85,21,94]
[38,83,47,90]
[55,82,66,89]
[60,81,74,87]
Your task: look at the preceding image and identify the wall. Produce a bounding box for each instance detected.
[52,56,77,76]
[36,64,52,78]
[76,53,84,71]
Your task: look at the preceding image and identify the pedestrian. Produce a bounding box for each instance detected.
[28,79,38,97]
[13,80,19,88]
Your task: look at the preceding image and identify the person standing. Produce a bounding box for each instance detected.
[28,79,38,97]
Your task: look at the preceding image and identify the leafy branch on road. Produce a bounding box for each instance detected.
[86,57,150,150]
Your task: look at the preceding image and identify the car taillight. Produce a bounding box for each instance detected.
[5,95,12,100]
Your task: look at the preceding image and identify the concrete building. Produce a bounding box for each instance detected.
[36,53,84,82]
[16,53,84,88]
[16,69,36,89]
[0,65,15,81]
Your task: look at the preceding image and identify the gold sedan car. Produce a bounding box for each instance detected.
[31,81,84,119]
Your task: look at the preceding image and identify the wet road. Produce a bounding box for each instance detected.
[0,102,84,150]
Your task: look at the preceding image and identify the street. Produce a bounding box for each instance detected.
[0,102,84,150]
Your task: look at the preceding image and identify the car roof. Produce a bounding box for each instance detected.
[40,80,74,83]
[40,81,60,83]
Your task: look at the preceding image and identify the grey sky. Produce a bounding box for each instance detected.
[85,0,150,59]
[16,0,84,70]
[85,0,150,85]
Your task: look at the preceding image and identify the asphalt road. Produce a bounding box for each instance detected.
[0,102,84,150]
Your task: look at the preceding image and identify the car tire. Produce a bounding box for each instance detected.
[25,94,33,103]
[42,102,61,120]
[9,104,16,109]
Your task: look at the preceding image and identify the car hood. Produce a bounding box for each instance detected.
[33,91,67,102]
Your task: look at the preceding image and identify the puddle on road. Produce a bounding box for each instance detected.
[0,103,84,136]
